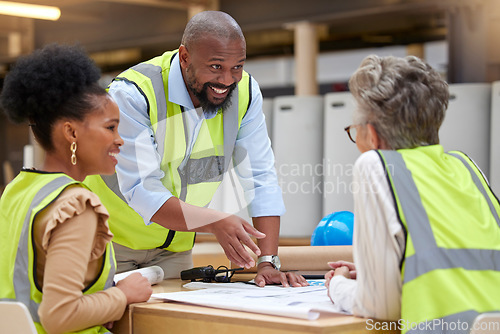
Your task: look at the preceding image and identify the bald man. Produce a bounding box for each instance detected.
[84,11,307,287]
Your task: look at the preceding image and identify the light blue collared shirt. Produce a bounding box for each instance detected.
[108,54,285,225]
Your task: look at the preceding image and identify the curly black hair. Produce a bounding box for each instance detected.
[0,43,107,151]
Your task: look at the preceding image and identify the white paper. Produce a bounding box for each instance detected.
[152,279,345,320]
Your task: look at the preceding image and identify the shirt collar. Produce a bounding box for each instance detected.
[168,53,195,109]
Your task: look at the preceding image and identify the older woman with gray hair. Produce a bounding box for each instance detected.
[325,55,500,333]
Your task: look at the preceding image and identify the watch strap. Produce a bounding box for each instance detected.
[257,255,280,270]
[257,255,274,265]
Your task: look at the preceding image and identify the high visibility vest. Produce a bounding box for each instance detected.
[84,50,250,251]
[378,146,500,334]
[0,171,116,334]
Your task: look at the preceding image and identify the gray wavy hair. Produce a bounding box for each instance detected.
[349,55,449,150]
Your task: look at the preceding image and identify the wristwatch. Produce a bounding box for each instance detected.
[257,255,281,271]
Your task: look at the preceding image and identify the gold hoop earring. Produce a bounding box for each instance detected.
[71,142,77,165]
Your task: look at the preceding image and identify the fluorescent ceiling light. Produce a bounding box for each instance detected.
[0,1,61,21]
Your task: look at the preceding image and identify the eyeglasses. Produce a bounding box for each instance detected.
[344,125,358,143]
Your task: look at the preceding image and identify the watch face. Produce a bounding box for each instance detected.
[273,256,281,270]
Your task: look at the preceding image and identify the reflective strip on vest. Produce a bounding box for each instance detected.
[130,63,168,159]
[101,247,116,291]
[12,176,72,323]
[448,152,500,228]
[406,310,480,334]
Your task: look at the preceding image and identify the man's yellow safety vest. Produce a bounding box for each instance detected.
[85,50,251,251]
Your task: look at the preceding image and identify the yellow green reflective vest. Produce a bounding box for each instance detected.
[0,171,115,334]
[378,146,500,334]
[84,50,250,251]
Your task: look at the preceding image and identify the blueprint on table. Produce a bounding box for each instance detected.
[152,279,346,320]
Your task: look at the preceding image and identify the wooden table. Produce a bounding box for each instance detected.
[113,276,399,334]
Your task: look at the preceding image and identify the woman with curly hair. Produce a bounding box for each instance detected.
[0,44,152,334]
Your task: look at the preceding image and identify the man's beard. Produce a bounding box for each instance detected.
[187,77,237,115]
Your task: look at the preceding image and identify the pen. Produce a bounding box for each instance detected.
[240,281,257,286]
[302,275,325,279]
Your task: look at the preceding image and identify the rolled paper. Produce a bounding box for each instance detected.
[114,265,164,285]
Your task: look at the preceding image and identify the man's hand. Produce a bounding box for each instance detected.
[155,198,266,269]
[254,263,309,287]
[207,215,266,269]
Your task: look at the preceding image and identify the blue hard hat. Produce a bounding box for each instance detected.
[310,211,354,246]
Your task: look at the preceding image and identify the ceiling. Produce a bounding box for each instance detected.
[0,0,453,74]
